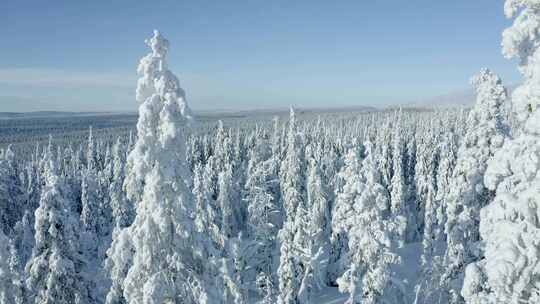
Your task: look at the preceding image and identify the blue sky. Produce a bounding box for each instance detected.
[0,0,520,112]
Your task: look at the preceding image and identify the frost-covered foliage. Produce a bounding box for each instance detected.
[109,138,133,231]
[277,107,308,304]
[109,30,214,304]
[390,113,409,246]
[332,143,403,304]
[0,103,487,303]
[25,148,89,304]
[243,134,281,299]
[0,145,24,236]
[4,104,476,303]
[123,30,193,205]
[462,1,540,303]
[442,68,509,303]
[0,229,15,304]
[304,150,332,292]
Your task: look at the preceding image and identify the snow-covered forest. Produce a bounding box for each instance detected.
[1,1,540,303]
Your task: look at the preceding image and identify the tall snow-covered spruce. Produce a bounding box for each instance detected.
[443,68,508,303]
[277,106,308,304]
[462,1,540,303]
[106,30,213,303]
[25,145,89,304]
[303,151,331,293]
[243,132,281,301]
[332,142,402,304]
[389,112,408,245]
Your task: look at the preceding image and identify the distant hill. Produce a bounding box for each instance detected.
[407,85,516,109]
[408,88,475,109]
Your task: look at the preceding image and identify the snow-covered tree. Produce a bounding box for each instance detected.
[0,145,25,236]
[97,142,114,257]
[80,129,101,239]
[413,128,433,241]
[105,230,134,304]
[286,149,333,304]
[192,163,222,250]
[109,138,133,231]
[328,145,358,286]
[122,29,192,205]
[257,272,278,304]
[443,68,508,303]
[390,114,409,245]
[79,130,103,302]
[109,30,223,303]
[279,106,306,220]
[277,106,308,304]
[0,229,15,304]
[12,210,35,286]
[462,2,540,303]
[80,168,100,240]
[86,127,97,170]
[415,123,447,304]
[333,142,402,304]
[25,149,89,304]
[279,210,317,304]
[277,221,303,304]
[24,156,42,223]
[302,152,332,291]
[214,120,233,172]
[104,139,134,304]
[221,253,245,304]
[376,120,393,193]
[218,164,242,238]
[243,138,281,296]
[404,131,420,242]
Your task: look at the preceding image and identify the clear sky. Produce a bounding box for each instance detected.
[0,0,521,112]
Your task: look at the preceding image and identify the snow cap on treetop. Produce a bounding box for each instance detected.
[146,29,169,58]
[470,68,507,98]
[504,0,540,18]
[289,106,296,126]
[502,0,540,128]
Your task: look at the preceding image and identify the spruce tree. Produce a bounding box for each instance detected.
[277,107,307,304]
[25,147,89,304]
[108,30,228,303]
[443,69,508,303]
[0,229,15,304]
[333,142,401,304]
[463,2,540,302]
